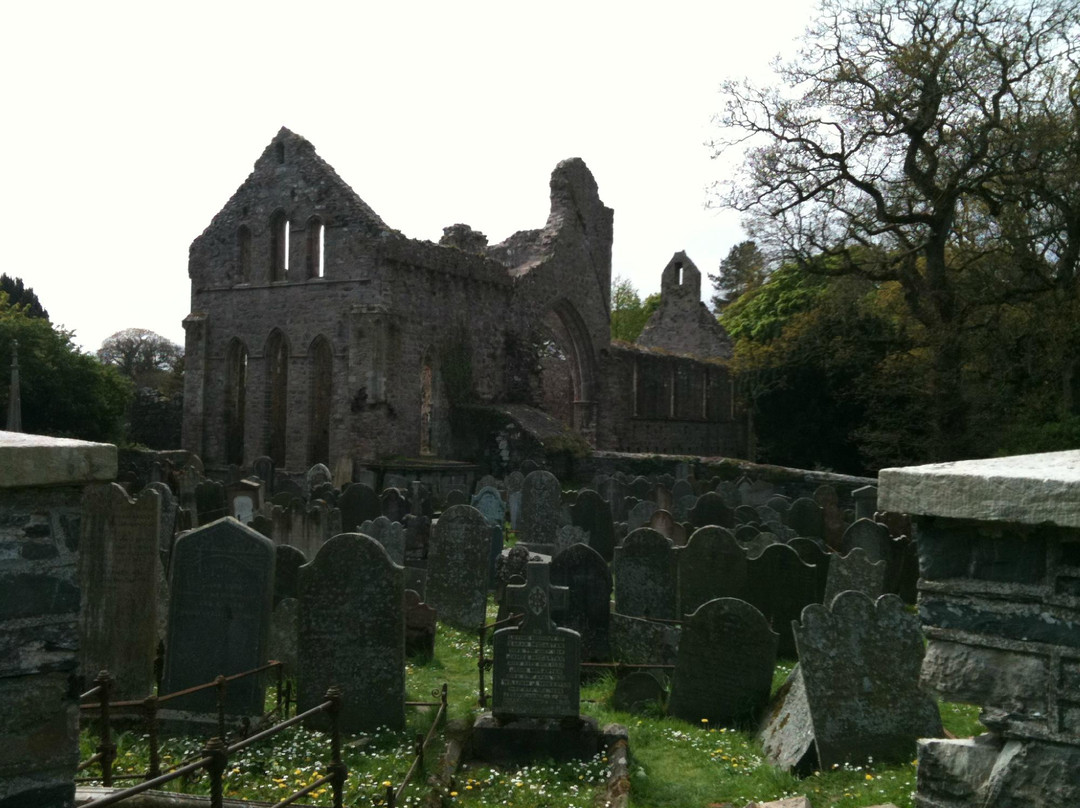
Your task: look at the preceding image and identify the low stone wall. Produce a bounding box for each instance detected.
[881,451,1080,808]
[0,432,116,808]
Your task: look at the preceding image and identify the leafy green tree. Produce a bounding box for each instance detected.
[0,292,131,442]
[610,276,660,343]
[0,274,48,320]
[712,0,1080,460]
[97,328,183,392]
[709,240,768,311]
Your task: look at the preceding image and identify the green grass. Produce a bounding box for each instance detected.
[79,600,983,808]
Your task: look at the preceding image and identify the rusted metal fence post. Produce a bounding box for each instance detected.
[214,675,227,740]
[94,670,116,787]
[385,783,395,808]
[326,686,347,808]
[203,736,227,808]
[477,627,487,709]
[274,661,284,717]
[143,694,161,779]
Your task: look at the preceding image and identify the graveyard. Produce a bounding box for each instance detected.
[7,431,1079,808]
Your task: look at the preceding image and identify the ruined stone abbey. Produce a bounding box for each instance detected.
[182,128,738,471]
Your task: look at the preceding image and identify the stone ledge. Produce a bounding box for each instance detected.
[0,431,116,489]
[879,451,1080,527]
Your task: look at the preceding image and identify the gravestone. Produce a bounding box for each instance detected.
[671,479,694,502]
[492,562,578,720]
[520,470,561,546]
[338,483,381,533]
[746,543,820,658]
[383,472,410,491]
[629,476,652,500]
[405,589,437,658]
[814,485,845,549]
[144,481,178,561]
[505,470,525,530]
[381,488,408,524]
[761,592,942,770]
[735,523,760,544]
[786,498,825,540]
[403,513,431,564]
[571,489,615,562]
[79,483,162,698]
[786,537,831,602]
[745,532,782,559]
[766,495,791,516]
[195,479,227,526]
[824,547,886,606]
[627,499,657,532]
[472,486,506,526]
[359,516,405,565]
[252,456,275,492]
[841,518,892,564]
[655,485,673,514]
[599,476,629,522]
[689,492,734,528]
[554,524,588,557]
[649,509,676,540]
[612,672,666,714]
[268,597,298,675]
[677,527,747,617]
[274,544,307,605]
[161,517,275,714]
[227,479,262,525]
[613,528,676,620]
[425,505,490,629]
[551,543,612,662]
[734,504,759,525]
[304,464,333,499]
[672,493,698,522]
[715,480,741,508]
[610,612,681,666]
[851,485,878,521]
[668,598,778,726]
[298,533,405,732]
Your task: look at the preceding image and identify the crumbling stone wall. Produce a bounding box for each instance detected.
[636,252,733,359]
[183,129,740,472]
[880,452,1080,808]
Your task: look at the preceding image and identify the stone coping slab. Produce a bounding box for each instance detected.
[0,430,116,488]
[879,450,1080,527]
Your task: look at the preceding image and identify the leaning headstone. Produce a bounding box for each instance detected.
[274,544,307,605]
[492,562,578,720]
[505,470,525,530]
[405,589,437,658]
[745,543,820,658]
[824,547,886,606]
[612,672,666,715]
[551,543,612,662]
[668,598,778,726]
[79,483,162,698]
[298,533,405,732]
[612,528,676,620]
[761,592,942,771]
[359,516,405,565]
[677,526,748,617]
[572,489,615,562]
[425,505,490,629]
[689,492,734,528]
[520,470,561,546]
[161,517,275,714]
[338,483,381,533]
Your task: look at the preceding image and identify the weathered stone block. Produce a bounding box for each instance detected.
[921,640,1047,716]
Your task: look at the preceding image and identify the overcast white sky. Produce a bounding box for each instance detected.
[1,1,816,352]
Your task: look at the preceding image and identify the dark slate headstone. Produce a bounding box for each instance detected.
[745,543,820,658]
[613,528,676,620]
[610,612,681,666]
[824,547,886,606]
[403,513,431,565]
[472,486,506,526]
[677,526,747,617]
[195,479,227,526]
[627,499,657,532]
[629,476,652,500]
[599,476,629,522]
[671,479,694,502]
[734,504,759,525]
[795,592,942,768]
[405,589,437,658]
[408,481,434,518]
[786,497,825,540]
[381,488,408,524]
[672,493,698,522]
[612,671,666,714]
[734,523,761,544]
[338,483,381,533]
[841,518,892,564]
[851,485,878,521]
[359,516,405,565]
[425,505,490,629]
[745,532,782,559]
[714,480,740,508]
[298,533,405,733]
[79,483,162,698]
[443,488,467,508]
[766,495,791,516]
[505,470,525,530]
[520,470,562,546]
[572,489,615,562]
[786,537,831,602]
[689,492,734,529]
[274,544,307,606]
[161,517,275,714]
[555,524,588,557]
[493,562,579,721]
[268,597,298,675]
[551,543,612,662]
[668,598,778,726]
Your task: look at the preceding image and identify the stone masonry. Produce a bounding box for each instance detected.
[880,451,1080,808]
[183,128,739,473]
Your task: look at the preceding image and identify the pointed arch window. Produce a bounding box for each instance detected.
[225,339,248,465]
[309,336,332,466]
[266,330,289,465]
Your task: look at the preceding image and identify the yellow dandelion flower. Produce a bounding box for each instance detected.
[865,773,874,780]
[450,791,458,797]
[382,780,392,788]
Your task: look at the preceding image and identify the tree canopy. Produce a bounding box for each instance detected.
[713,0,1080,461]
[610,276,660,343]
[98,328,183,392]
[709,240,768,311]
[0,274,48,320]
